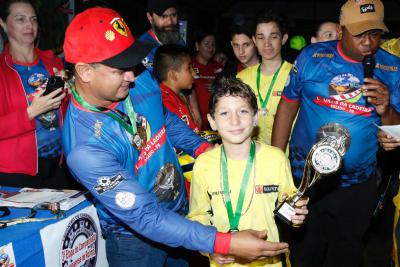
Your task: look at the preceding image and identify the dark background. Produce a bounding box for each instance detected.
[38,0,400,54]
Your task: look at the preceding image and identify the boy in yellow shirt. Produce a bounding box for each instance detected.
[188,77,308,267]
[237,10,292,145]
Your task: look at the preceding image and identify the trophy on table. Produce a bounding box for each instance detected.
[274,134,348,225]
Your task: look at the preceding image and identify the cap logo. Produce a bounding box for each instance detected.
[105,30,115,41]
[360,4,375,14]
[110,18,128,37]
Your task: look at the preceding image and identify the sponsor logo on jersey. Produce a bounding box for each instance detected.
[376,63,398,72]
[312,53,334,58]
[94,174,124,194]
[115,191,136,209]
[255,185,279,194]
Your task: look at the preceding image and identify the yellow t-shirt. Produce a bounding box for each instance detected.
[381,38,400,58]
[188,143,296,267]
[237,61,292,145]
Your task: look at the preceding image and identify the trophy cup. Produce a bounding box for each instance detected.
[274,134,348,225]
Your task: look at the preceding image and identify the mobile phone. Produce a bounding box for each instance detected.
[43,76,65,96]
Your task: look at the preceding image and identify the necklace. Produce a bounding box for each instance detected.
[220,141,257,232]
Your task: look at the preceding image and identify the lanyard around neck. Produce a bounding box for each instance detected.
[178,92,195,123]
[221,141,256,231]
[72,88,137,135]
[256,61,284,109]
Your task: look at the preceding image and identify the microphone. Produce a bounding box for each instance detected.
[362,55,375,79]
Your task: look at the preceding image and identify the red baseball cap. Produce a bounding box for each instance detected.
[64,7,154,69]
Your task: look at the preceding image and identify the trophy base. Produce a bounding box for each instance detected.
[274,201,295,225]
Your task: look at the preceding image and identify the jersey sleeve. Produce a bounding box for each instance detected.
[187,156,213,226]
[164,105,208,157]
[282,48,309,101]
[389,79,400,113]
[66,143,217,253]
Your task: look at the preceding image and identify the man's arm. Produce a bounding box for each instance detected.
[362,78,400,125]
[164,106,212,156]
[67,144,288,259]
[271,98,300,151]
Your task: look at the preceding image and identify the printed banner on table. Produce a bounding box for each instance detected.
[40,205,108,267]
[0,242,16,267]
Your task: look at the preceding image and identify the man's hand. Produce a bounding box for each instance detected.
[378,130,400,151]
[210,253,235,266]
[362,78,389,115]
[292,197,309,225]
[229,230,288,262]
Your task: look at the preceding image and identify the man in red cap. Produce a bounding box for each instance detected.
[272,0,400,266]
[62,7,289,267]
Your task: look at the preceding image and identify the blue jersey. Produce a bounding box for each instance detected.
[62,70,216,252]
[283,41,400,186]
[138,30,186,73]
[14,60,61,158]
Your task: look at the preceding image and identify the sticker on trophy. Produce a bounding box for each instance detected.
[259,108,268,116]
[311,145,341,174]
[275,201,296,224]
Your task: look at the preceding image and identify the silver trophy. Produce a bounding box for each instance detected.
[274,134,347,225]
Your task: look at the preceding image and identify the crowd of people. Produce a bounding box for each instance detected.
[1,0,400,266]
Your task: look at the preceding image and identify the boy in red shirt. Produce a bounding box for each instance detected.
[154,44,200,133]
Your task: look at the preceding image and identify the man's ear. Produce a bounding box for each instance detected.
[207,113,217,131]
[0,19,7,33]
[146,12,154,25]
[282,33,289,45]
[311,36,317,43]
[74,63,95,83]
[337,25,343,40]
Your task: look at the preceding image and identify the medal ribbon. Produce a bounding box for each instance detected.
[256,61,284,110]
[72,88,137,135]
[178,92,196,122]
[221,141,256,231]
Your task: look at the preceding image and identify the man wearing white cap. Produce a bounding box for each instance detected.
[62,7,289,267]
[272,0,400,266]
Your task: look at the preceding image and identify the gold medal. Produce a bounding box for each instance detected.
[132,126,147,150]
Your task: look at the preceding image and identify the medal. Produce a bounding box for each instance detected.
[132,125,147,150]
[256,62,284,114]
[221,141,256,232]
[259,108,268,116]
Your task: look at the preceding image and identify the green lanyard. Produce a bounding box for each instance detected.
[72,88,137,135]
[178,92,195,123]
[256,61,284,110]
[221,141,256,232]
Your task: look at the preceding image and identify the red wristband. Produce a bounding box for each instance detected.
[214,232,231,255]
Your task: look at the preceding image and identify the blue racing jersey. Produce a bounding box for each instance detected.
[62,70,216,252]
[283,41,400,187]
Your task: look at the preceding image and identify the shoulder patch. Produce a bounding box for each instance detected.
[115,191,136,209]
[94,174,124,194]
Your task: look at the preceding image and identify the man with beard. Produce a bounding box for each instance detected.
[139,0,183,73]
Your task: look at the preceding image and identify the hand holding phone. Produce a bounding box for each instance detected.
[43,76,65,96]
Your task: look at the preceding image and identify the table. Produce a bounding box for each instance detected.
[0,187,108,267]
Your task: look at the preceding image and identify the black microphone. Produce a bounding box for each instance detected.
[362,55,375,79]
